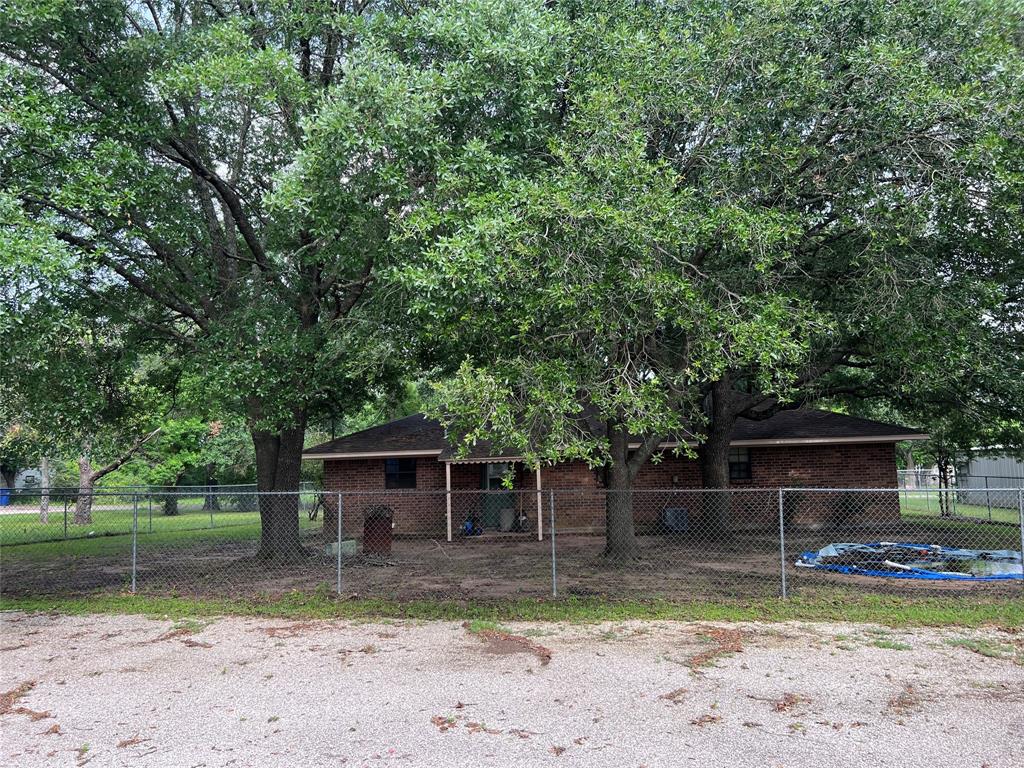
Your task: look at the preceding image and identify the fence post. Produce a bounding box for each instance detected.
[210,493,215,529]
[336,492,343,596]
[63,498,68,539]
[549,490,557,598]
[778,488,787,600]
[985,476,992,521]
[148,496,153,533]
[131,494,138,594]
[1018,490,1023,591]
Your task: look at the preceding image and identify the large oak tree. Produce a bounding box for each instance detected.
[402,0,1024,555]
[1,0,567,557]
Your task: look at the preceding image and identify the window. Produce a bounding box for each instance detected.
[483,462,513,490]
[384,458,417,489]
[728,448,752,481]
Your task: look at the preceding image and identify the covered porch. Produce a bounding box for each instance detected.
[441,454,545,542]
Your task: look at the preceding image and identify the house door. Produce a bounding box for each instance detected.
[481,463,515,530]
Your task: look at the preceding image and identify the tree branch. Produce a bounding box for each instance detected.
[90,427,163,483]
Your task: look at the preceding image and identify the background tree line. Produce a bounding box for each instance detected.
[1,0,1022,557]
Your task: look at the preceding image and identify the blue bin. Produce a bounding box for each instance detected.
[0,488,10,506]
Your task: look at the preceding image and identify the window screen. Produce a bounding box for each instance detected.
[384,458,417,489]
[728,448,752,481]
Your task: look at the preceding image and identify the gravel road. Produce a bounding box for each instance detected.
[1,611,1021,767]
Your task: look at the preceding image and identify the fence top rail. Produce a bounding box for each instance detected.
[7,486,1022,498]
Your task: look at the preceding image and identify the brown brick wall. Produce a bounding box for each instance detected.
[321,442,898,536]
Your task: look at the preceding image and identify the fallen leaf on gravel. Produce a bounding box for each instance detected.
[772,693,809,712]
[14,707,52,721]
[509,728,533,739]
[742,722,762,728]
[117,735,150,748]
[465,722,501,735]
[550,746,566,756]
[430,715,456,732]
[690,714,722,727]
[182,639,212,649]
[42,724,62,735]
[659,687,687,704]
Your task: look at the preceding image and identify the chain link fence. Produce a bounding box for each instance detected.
[1,487,1021,604]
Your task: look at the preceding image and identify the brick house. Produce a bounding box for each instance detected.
[303,409,926,539]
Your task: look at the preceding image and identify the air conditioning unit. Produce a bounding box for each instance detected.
[661,507,689,533]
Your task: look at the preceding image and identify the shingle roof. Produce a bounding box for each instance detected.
[303,408,926,459]
[303,414,445,456]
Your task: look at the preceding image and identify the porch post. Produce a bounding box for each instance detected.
[535,466,543,541]
[445,461,453,542]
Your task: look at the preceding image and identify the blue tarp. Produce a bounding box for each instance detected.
[796,542,1023,581]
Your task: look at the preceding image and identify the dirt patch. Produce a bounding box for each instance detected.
[144,628,195,644]
[687,627,744,670]
[888,684,922,716]
[0,680,50,722]
[1,681,36,714]
[261,621,325,639]
[462,622,552,666]
[5,523,1023,604]
[182,638,212,649]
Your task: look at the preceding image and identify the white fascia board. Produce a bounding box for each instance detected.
[302,449,444,461]
[630,434,929,450]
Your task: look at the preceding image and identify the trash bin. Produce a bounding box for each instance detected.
[499,506,516,532]
[363,505,394,556]
[0,488,9,507]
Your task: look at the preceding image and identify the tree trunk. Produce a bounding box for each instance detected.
[603,425,637,560]
[251,409,308,561]
[0,465,18,491]
[71,429,161,526]
[39,456,50,524]
[937,455,952,517]
[698,380,737,537]
[74,456,95,525]
[901,446,917,489]
[163,493,179,516]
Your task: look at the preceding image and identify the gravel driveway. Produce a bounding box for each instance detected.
[1,611,1021,767]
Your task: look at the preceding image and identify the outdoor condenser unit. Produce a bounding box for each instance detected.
[661,507,689,533]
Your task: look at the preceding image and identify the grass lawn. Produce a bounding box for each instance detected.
[0,495,321,547]
[899,491,1021,526]
[3,590,1022,629]
[1,513,321,562]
